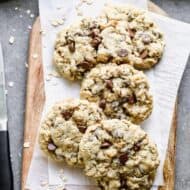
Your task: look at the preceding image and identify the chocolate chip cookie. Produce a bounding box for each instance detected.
[53,18,100,80]
[38,99,105,166]
[99,4,165,69]
[80,63,153,124]
[97,5,164,69]
[79,119,159,190]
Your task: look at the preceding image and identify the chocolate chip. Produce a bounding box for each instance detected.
[61,110,73,120]
[48,143,56,151]
[128,28,136,39]
[65,36,75,52]
[78,126,87,134]
[127,94,137,104]
[119,153,129,165]
[142,34,152,44]
[99,99,106,110]
[68,41,75,52]
[79,61,91,70]
[140,49,148,59]
[100,140,112,149]
[90,28,100,38]
[117,49,128,57]
[133,143,141,151]
[105,80,113,90]
[91,37,102,49]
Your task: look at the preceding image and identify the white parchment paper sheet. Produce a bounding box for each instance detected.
[26,0,190,189]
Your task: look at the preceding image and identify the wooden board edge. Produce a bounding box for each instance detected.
[21,18,45,190]
[21,2,177,190]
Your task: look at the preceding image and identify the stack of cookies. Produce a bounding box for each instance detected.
[39,4,165,190]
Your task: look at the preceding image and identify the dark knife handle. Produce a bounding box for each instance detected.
[0,131,14,190]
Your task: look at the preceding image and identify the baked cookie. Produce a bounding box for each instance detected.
[79,119,159,190]
[53,18,101,80]
[98,4,165,69]
[39,99,105,166]
[80,63,153,124]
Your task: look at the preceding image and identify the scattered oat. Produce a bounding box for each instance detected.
[30,13,35,18]
[23,142,30,148]
[28,25,32,30]
[32,53,38,59]
[51,20,59,27]
[8,81,14,87]
[25,62,29,68]
[51,18,65,27]
[9,36,15,44]
[48,71,60,78]
[26,9,31,14]
[15,7,18,10]
[5,89,8,95]
[86,0,93,5]
[40,180,48,187]
[19,14,23,18]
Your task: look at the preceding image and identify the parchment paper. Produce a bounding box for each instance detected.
[26,0,190,189]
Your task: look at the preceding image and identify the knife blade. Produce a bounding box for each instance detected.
[0,43,14,190]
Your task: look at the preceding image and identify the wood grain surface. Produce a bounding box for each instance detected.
[21,2,176,190]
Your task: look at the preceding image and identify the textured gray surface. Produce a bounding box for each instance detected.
[0,0,189,190]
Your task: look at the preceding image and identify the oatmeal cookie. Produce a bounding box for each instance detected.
[53,18,100,80]
[80,63,153,124]
[39,99,105,166]
[79,119,159,190]
[98,4,165,69]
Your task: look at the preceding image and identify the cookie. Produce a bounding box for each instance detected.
[80,63,153,124]
[39,99,105,166]
[98,4,165,69]
[53,18,100,80]
[79,119,159,190]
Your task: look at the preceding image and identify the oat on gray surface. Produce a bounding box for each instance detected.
[79,119,160,190]
[80,63,153,124]
[38,99,105,167]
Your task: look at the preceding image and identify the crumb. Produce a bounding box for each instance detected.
[23,142,30,148]
[8,81,14,87]
[28,25,32,30]
[51,20,59,27]
[14,7,18,10]
[32,53,38,59]
[57,18,64,25]
[25,62,29,68]
[30,14,35,18]
[26,9,31,14]
[40,180,48,187]
[19,15,23,18]
[9,36,15,44]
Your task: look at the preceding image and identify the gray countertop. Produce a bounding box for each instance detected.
[0,0,189,190]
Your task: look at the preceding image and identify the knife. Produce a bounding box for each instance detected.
[0,43,14,190]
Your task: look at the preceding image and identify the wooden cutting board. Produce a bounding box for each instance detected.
[21,2,176,190]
